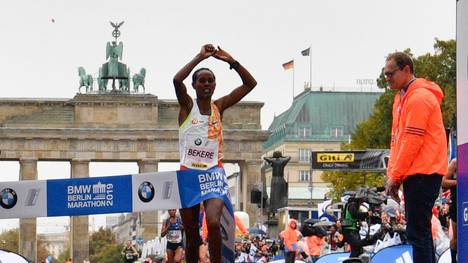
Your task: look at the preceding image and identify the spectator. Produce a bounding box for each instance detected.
[269,240,279,256]
[439,203,450,230]
[328,224,340,251]
[280,219,299,263]
[384,51,447,263]
[442,158,457,263]
[121,240,139,263]
[306,234,325,262]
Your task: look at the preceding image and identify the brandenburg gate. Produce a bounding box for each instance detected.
[0,22,268,262]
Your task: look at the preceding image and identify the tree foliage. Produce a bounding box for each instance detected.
[89,227,116,256]
[322,39,456,200]
[57,246,70,263]
[37,235,53,262]
[321,171,385,201]
[0,229,52,262]
[0,228,19,253]
[92,243,125,263]
[89,227,125,263]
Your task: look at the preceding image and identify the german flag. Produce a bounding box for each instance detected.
[282,60,294,70]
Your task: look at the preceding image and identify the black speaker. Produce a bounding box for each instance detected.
[250,189,261,204]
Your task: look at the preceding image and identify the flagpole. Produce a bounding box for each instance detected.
[292,62,295,100]
[309,45,312,90]
[282,60,295,100]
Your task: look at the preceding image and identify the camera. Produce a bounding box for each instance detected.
[300,219,329,237]
[341,187,387,228]
[354,187,387,206]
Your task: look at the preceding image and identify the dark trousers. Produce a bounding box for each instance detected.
[403,174,442,263]
[342,229,376,258]
[284,251,296,263]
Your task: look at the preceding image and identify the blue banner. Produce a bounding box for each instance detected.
[315,252,350,263]
[371,245,413,263]
[177,166,230,208]
[177,166,235,262]
[47,175,133,216]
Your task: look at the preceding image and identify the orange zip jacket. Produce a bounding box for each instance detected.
[387,78,448,182]
[280,219,298,252]
[306,235,324,257]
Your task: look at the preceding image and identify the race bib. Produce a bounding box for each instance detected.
[167,229,182,243]
[182,135,218,169]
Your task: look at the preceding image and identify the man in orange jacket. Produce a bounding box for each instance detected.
[384,52,448,263]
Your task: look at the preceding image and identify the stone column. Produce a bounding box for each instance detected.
[70,159,89,263]
[137,159,159,242]
[19,158,38,262]
[240,159,263,225]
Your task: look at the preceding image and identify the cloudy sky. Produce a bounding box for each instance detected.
[0,0,456,232]
[0,0,456,128]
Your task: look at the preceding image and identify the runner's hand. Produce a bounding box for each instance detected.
[213,46,235,64]
[199,44,216,59]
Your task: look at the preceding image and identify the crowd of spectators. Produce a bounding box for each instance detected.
[233,189,455,262]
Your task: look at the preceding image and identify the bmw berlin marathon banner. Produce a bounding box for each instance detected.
[457,0,468,261]
[311,150,388,171]
[0,166,235,262]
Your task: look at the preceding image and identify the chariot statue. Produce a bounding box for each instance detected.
[77,21,147,94]
[99,21,130,91]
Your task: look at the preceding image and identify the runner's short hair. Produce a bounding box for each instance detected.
[192,68,215,83]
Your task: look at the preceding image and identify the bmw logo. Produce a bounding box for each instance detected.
[138,181,155,203]
[1,188,18,209]
[194,138,202,146]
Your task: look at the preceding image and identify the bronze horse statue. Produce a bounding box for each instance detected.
[132,68,146,93]
[78,67,93,93]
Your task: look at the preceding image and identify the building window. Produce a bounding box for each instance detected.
[298,127,311,137]
[299,170,310,182]
[297,106,310,123]
[289,210,309,224]
[330,127,343,137]
[299,149,311,162]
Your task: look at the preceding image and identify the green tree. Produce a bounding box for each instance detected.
[57,246,70,263]
[321,171,385,201]
[89,227,124,263]
[89,227,116,256]
[37,235,53,263]
[92,243,125,263]
[322,39,456,199]
[0,229,52,262]
[0,228,19,253]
